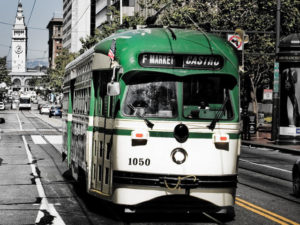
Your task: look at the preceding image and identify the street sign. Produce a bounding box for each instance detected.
[263,89,273,100]
[228,34,243,50]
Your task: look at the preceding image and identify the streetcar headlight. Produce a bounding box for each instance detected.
[174,123,189,143]
[131,130,149,146]
[171,148,187,164]
[213,134,230,150]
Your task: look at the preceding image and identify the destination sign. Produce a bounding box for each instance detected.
[139,53,223,69]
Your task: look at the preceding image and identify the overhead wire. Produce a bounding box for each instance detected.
[185,13,238,71]
[27,0,37,26]
[4,0,47,65]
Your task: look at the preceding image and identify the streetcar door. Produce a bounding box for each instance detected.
[91,72,104,191]
[91,72,113,196]
[102,92,114,195]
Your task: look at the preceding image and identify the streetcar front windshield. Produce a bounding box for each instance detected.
[20,98,30,104]
[183,75,234,120]
[123,78,177,118]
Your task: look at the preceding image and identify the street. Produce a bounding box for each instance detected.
[0,103,300,225]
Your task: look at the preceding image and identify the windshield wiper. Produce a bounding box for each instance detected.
[128,104,154,129]
[207,96,229,131]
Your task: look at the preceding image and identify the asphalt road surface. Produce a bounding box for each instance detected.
[0,104,299,225]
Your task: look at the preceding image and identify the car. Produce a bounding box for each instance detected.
[39,104,50,114]
[32,98,38,104]
[49,105,62,118]
[38,101,47,110]
[0,102,5,110]
[293,159,300,197]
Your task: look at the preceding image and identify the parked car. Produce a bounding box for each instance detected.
[293,159,300,197]
[0,102,5,110]
[49,105,62,118]
[39,104,50,114]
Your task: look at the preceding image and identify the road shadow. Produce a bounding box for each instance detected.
[62,170,235,224]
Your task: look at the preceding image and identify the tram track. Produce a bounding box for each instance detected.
[18,110,300,225]
[17,110,122,225]
[16,110,97,224]
[238,158,292,182]
[19,110,61,133]
[237,159,299,204]
[19,110,234,224]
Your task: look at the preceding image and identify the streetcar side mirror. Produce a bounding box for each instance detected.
[107,82,120,96]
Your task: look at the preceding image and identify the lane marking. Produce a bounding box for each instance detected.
[16,113,22,130]
[31,135,47,145]
[236,197,300,225]
[239,159,292,174]
[44,135,62,144]
[17,114,65,224]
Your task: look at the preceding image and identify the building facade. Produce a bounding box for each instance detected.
[9,2,45,92]
[62,0,96,53]
[11,2,27,73]
[62,0,153,53]
[95,0,142,29]
[47,18,63,69]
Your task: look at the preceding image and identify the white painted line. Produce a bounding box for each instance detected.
[44,135,62,145]
[31,135,47,145]
[16,113,22,131]
[239,159,292,174]
[22,136,65,225]
[18,113,65,224]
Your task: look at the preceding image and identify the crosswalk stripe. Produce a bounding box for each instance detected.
[31,135,47,144]
[44,135,62,144]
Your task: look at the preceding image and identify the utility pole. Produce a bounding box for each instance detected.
[120,0,123,25]
[276,0,281,54]
[271,0,281,141]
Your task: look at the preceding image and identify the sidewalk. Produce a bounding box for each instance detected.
[242,131,300,154]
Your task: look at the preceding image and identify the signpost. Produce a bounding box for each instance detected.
[263,89,273,101]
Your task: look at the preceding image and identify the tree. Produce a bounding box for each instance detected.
[0,57,11,86]
[48,48,77,92]
[80,6,145,53]
[80,0,300,105]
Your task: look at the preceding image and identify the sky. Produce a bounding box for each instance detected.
[0,0,63,67]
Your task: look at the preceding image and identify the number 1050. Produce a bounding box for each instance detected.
[128,158,150,166]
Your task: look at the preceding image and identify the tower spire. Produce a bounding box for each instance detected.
[11,0,27,73]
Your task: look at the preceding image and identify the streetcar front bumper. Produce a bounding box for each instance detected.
[112,171,237,207]
[113,171,237,189]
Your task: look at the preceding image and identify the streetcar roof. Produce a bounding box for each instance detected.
[65,47,111,71]
[94,27,239,79]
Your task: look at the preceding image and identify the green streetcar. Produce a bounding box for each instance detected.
[62,27,240,217]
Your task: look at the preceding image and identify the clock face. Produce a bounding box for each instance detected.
[15,45,23,54]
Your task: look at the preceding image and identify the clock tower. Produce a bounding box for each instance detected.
[11,2,27,73]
